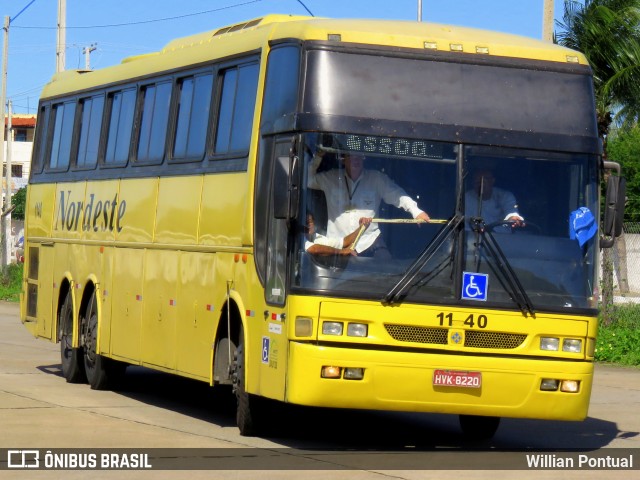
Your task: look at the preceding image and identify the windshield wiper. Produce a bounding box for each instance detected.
[382,215,464,306]
[469,217,536,317]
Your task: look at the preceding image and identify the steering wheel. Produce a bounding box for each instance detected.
[486,220,541,235]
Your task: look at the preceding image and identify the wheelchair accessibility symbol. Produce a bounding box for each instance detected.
[462,272,488,301]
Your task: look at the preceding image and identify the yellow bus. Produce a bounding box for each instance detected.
[21,15,625,439]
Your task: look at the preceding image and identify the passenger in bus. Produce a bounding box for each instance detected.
[304,213,372,256]
[465,169,525,230]
[307,151,430,257]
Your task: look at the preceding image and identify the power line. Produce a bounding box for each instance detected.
[11,0,265,29]
[11,0,38,24]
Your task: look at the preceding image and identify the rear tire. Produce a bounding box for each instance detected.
[59,293,86,383]
[82,292,125,390]
[459,415,500,441]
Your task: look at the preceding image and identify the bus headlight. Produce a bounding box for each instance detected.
[563,339,582,353]
[560,380,580,393]
[295,317,313,337]
[347,323,368,337]
[322,322,343,336]
[540,337,559,351]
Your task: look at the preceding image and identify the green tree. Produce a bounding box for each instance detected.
[608,126,640,221]
[556,0,640,323]
[11,187,26,221]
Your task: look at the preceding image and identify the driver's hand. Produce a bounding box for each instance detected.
[416,211,430,223]
[507,215,525,228]
[358,217,372,228]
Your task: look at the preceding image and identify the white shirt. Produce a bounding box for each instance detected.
[308,156,424,253]
[304,232,343,252]
[465,187,522,226]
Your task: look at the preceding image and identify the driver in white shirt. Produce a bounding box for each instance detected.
[308,151,430,257]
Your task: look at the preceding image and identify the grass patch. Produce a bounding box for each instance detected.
[596,304,640,366]
[0,263,23,302]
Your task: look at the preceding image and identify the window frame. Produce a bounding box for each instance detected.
[133,77,173,166]
[209,58,260,160]
[75,93,106,171]
[101,86,137,169]
[46,100,78,173]
[168,66,216,164]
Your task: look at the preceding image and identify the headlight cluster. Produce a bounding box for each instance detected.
[540,337,583,353]
[322,321,368,337]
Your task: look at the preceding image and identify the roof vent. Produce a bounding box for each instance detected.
[213,18,263,36]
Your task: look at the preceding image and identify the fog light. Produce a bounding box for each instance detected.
[540,379,559,391]
[322,322,343,336]
[540,337,559,351]
[321,366,341,378]
[343,368,364,380]
[560,380,580,393]
[295,317,313,337]
[347,323,368,337]
[563,338,582,353]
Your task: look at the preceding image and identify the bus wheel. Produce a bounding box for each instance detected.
[459,415,500,441]
[59,293,86,383]
[231,330,263,436]
[82,292,124,390]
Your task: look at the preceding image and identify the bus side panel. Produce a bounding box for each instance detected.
[141,249,178,369]
[176,251,218,380]
[98,246,115,356]
[155,176,202,244]
[199,173,247,247]
[117,179,157,244]
[110,248,144,362]
[21,183,57,338]
[108,178,157,362]
[35,244,55,340]
[25,184,56,239]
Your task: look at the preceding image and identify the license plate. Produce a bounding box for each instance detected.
[433,369,482,388]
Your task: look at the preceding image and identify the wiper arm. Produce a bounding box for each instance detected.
[382,215,464,306]
[470,218,536,317]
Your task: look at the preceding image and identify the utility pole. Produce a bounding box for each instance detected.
[56,0,66,72]
[2,100,12,266]
[0,16,9,266]
[417,0,423,22]
[83,43,97,70]
[542,0,554,42]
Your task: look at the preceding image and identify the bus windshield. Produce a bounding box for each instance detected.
[293,132,599,313]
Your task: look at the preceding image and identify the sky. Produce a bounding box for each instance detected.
[4,0,569,114]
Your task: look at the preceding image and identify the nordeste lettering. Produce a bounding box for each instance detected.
[55,190,126,233]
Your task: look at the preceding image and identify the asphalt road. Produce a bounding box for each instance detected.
[0,301,638,479]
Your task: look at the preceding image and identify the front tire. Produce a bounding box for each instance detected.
[82,292,124,390]
[459,415,500,441]
[59,293,86,383]
[231,328,265,436]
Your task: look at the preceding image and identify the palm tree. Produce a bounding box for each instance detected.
[556,0,640,323]
[556,0,640,140]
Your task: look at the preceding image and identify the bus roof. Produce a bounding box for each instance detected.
[40,14,588,99]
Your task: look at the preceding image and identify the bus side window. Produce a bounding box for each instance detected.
[172,73,213,161]
[104,88,136,166]
[76,94,104,169]
[214,63,259,156]
[49,101,76,171]
[136,81,172,164]
[31,104,50,176]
